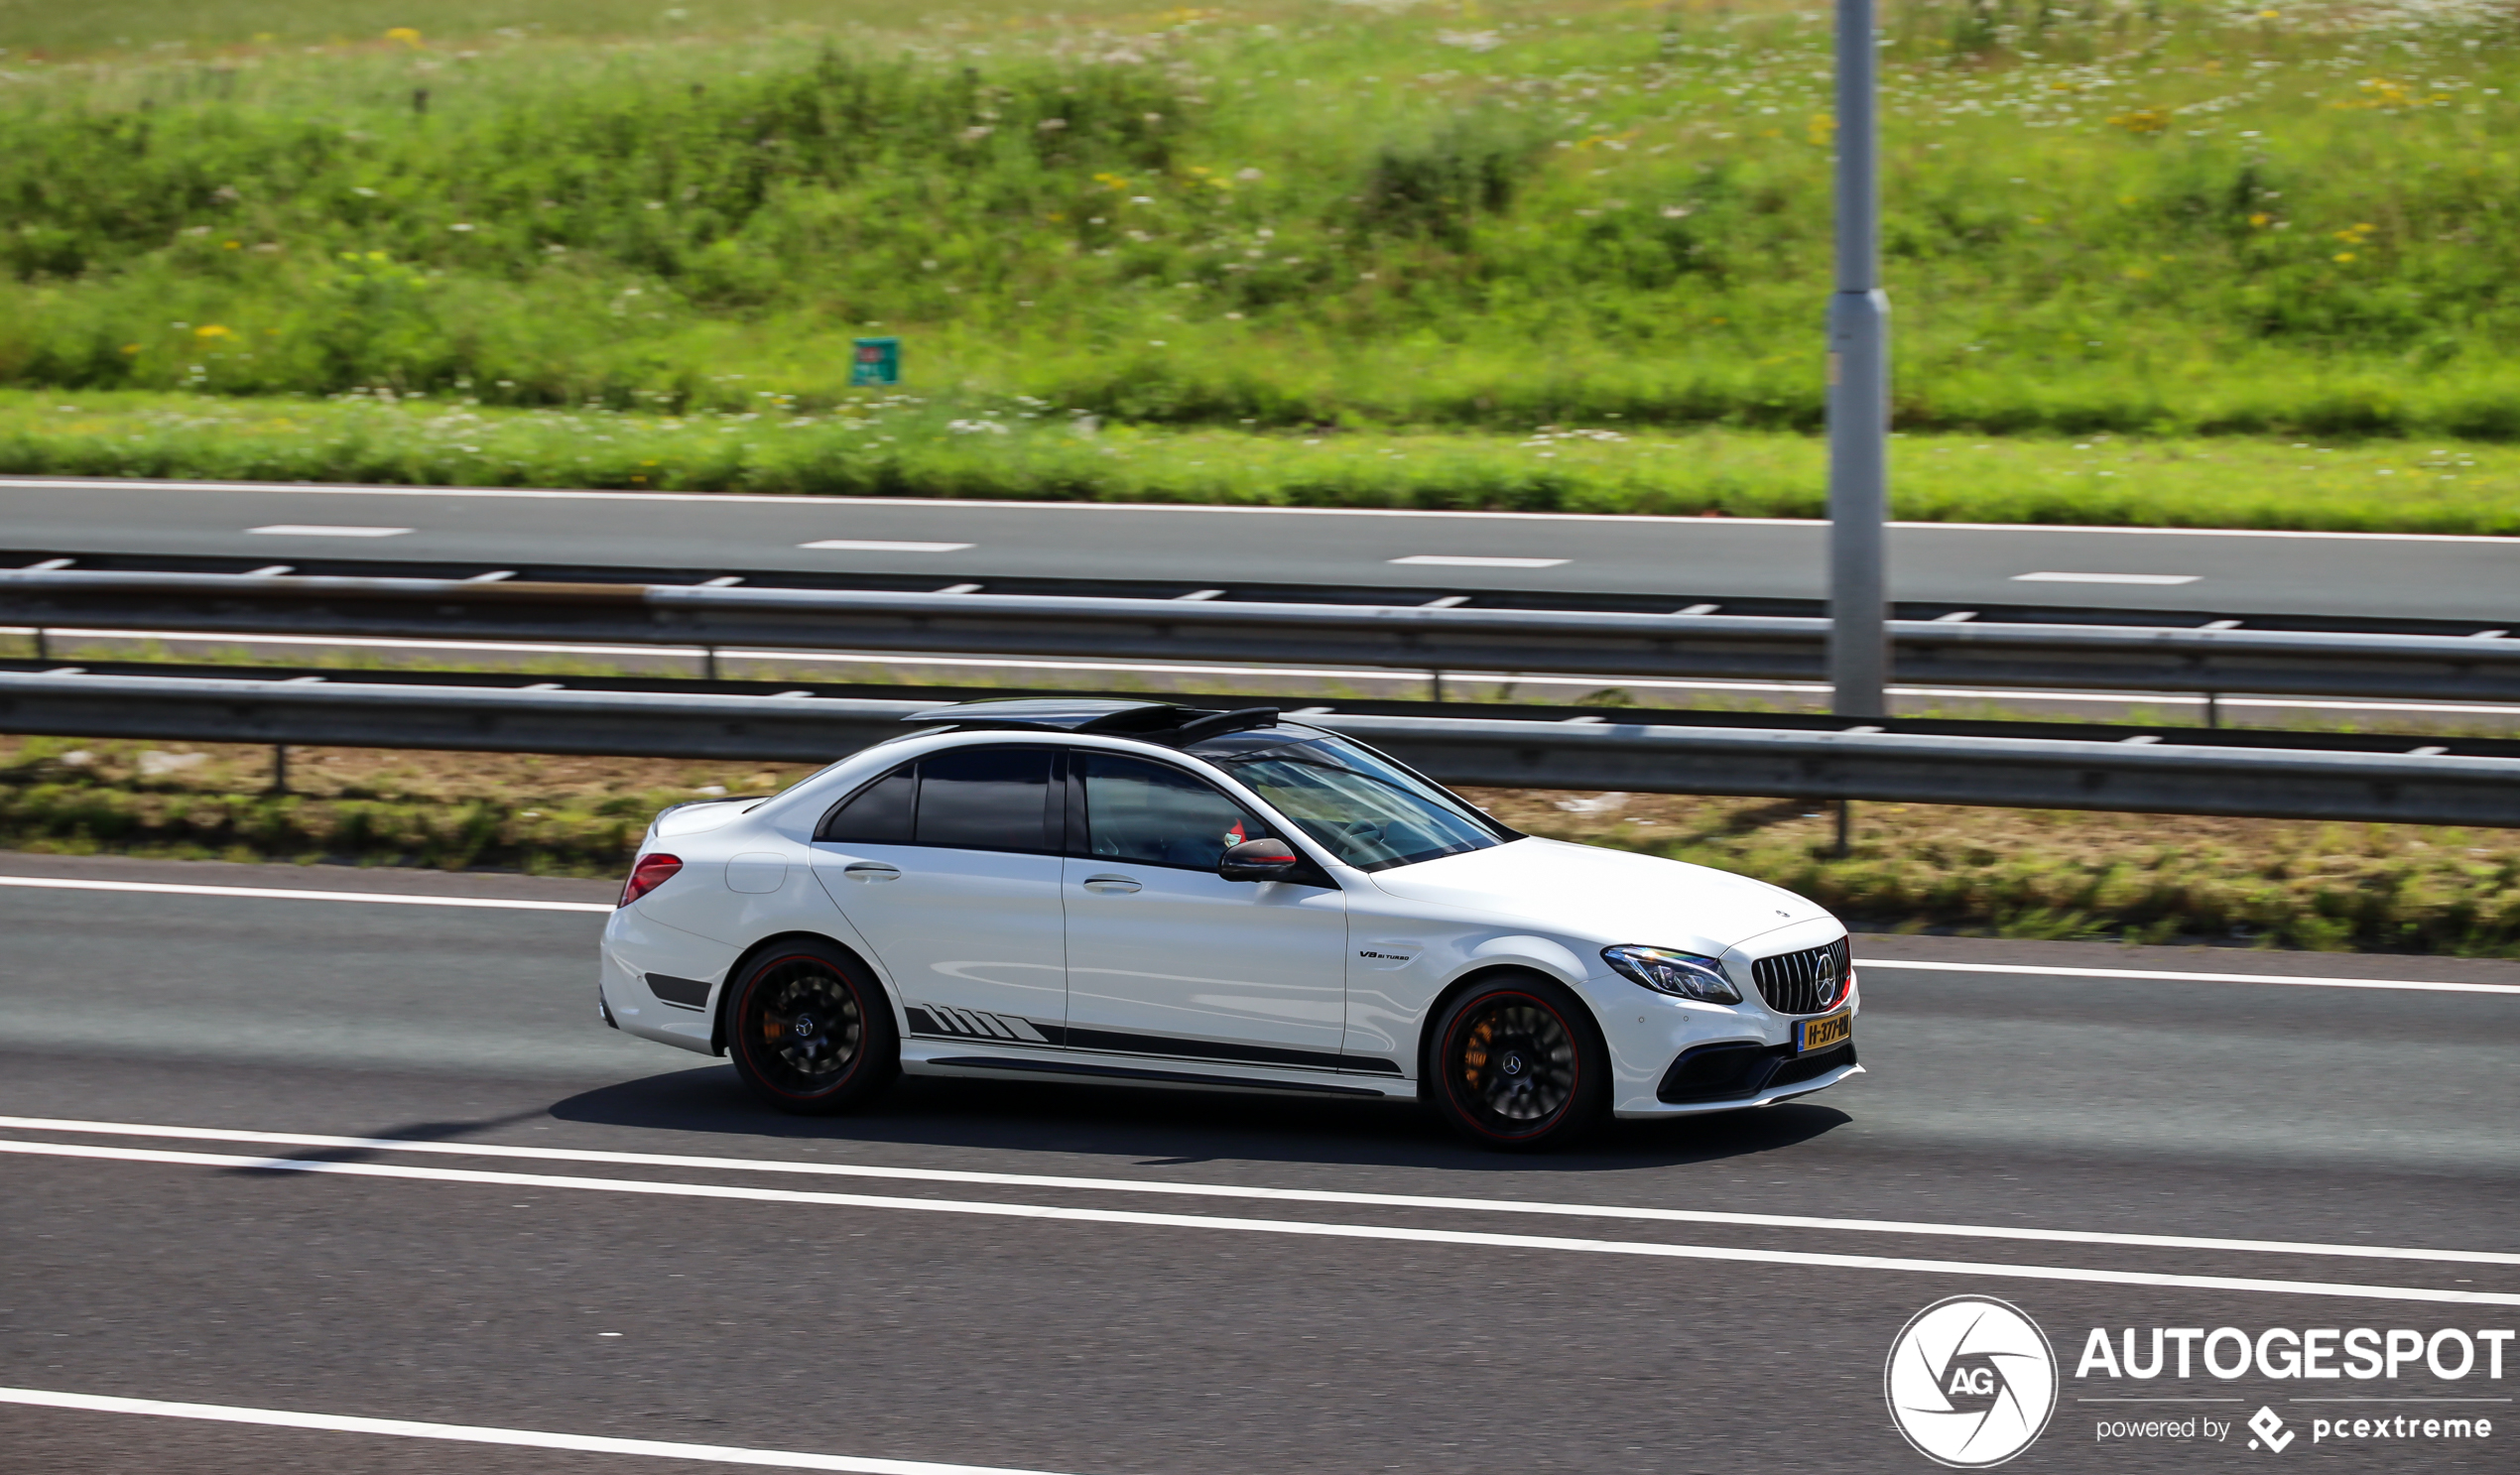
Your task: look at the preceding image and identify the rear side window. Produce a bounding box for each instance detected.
[819,747,1058,853]
[1078,753,1261,871]
[918,747,1057,852]
[819,763,915,844]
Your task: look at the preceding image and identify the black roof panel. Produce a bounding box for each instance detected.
[903,698,1208,733]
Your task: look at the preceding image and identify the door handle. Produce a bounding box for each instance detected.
[841,862,902,883]
[1080,875,1142,894]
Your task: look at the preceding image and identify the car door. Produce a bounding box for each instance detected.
[809,745,1068,1045]
[1061,751,1353,1072]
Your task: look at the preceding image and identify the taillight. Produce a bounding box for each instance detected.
[619,852,683,907]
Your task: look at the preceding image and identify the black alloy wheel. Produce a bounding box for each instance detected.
[1428,974,1608,1151]
[727,941,900,1115]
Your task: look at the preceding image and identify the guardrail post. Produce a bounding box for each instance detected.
[2205,691,2221,729]
[271,743,289,795]
[703,645,720,682]
[31,627,46,662]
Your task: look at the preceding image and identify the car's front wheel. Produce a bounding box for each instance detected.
[726,940,900,1115]
[1426,973,1608,1151]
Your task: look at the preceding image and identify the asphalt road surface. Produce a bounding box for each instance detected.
[3,853,2515,1474]
[5,475,2515,623]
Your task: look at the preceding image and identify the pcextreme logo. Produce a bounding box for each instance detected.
[1885,1295,2062,1468]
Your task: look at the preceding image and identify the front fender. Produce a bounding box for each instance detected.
[1459,933,1590,986]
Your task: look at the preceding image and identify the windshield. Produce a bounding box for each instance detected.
[1190,728,1517,871]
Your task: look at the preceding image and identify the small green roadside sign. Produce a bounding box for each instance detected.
[850,336,901,387]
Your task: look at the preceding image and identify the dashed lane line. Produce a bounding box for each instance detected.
[0,1388,1074,1474]
[4,1114,2512,1269]
[6,1139,2515,1306]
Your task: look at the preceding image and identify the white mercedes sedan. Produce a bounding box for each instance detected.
[597,699,1860,1150]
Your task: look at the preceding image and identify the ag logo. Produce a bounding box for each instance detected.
[1884,1295,2059,1467]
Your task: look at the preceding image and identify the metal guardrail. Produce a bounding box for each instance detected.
[5,670,2515,827]
[3,568,2518,703]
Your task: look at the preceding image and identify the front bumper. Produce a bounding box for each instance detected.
[1658,1039,1857,1104]
[1611,1044,1862,1118]
[1592,964,1863,1118]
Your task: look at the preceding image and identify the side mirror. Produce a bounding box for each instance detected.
[1218,837,1302,882]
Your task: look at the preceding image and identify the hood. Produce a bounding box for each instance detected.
[1365,837,1830,955]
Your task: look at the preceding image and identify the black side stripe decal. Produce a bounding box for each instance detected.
[908,1007,1401,1076]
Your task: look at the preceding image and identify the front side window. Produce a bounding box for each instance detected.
[1191,728,1513,871]
[815,746,1058,853]
[1077,753,1260,870]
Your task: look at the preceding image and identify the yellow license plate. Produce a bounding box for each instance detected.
[1798,1011,1852,1053]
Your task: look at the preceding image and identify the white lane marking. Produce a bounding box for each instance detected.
[1387,554,1571,568]
[7,1140,2514,1305]
[7,1115,2513,1269]
[0,876,611,914]
[797,540,974,553]
[5,870,2499,1001]
[2011,570,2202,585]
[243,525,414,538]
[0,1388,1070,1474]
[6,476,2514,543]
[1863,959,2520,997]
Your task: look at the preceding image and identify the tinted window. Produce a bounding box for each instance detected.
[916,747,1057,852]
[1079,754,1260,870]
[818,763,914,843]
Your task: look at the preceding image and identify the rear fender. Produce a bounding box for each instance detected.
[711,930,902,1056]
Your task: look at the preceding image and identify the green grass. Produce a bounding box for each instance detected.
[1491,789,2520,956]
[0,0,2514,446]
[8,387,2516,530]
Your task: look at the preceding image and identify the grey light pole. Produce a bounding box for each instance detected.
[1827,0,1890,719]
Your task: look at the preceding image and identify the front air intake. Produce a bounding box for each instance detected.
[1750,938,1850,1016]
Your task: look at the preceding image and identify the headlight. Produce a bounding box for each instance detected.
[1603,945,1742,1004]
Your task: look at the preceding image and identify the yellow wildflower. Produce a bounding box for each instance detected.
[385,27,423,48]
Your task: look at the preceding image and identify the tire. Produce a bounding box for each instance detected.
[725,939,900,1115]
[1425,973,1609,1151]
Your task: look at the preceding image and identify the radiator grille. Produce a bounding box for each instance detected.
[1750,938,1850,1016]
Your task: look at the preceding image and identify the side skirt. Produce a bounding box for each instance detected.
[900,1040,1413,1101]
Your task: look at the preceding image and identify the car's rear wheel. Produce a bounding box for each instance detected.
[726,940,899,1115]
[1427,973,1607,1151]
